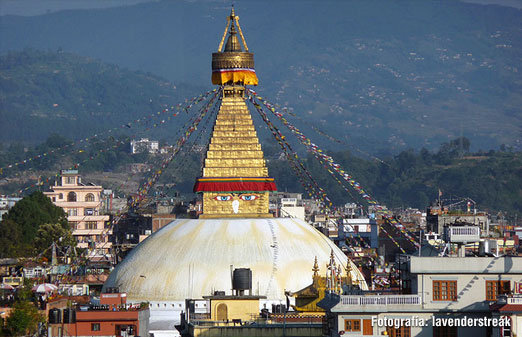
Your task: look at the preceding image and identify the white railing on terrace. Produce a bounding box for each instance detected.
[507,297,522,305]
[447,225,481,243]
[450,226,480,236]
[340,295,421,306]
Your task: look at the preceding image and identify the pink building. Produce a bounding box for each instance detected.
[45,170,111,259]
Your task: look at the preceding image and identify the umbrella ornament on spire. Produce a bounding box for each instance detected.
[211,6,258,86]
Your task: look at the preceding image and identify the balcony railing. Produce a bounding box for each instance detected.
[446,225,480,243]
[507,297,522,305]
[340,295,421,306]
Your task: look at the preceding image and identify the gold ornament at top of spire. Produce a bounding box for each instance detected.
[212,7,258,86]
[224,20,242,52]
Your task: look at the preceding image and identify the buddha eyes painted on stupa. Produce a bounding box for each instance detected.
[213,194,260,201]
[214,195,232,201]
[240,195,258,201]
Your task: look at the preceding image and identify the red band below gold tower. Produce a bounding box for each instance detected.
[193,177,277,193]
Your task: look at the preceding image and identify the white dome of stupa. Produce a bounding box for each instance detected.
[104,217,368,301]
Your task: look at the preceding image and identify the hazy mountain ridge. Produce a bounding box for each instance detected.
[1,0,521,153]
[0,49,204,143]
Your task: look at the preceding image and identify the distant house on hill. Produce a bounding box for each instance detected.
[130,138,159,154]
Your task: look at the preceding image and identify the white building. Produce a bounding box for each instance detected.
[130,138,159,154]
[322,255,522,337]
[0,195,21,220]
[280,197,306,221]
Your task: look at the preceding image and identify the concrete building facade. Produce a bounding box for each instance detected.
[45,170,111,259]
[322,256,522,337]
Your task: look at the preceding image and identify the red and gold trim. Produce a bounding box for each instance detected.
[194,177,276,192]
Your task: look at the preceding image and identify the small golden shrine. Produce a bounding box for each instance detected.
[291,253,360,313]
[193,8,276,218]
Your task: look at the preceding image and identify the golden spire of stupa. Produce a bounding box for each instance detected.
[193,8,276,218]
[212,6,257,86]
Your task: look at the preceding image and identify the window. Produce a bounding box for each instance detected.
[67,192,77,202]
[85,193,95,202]
[52,197,56,202]
[434,325,458,337]
[59,193,63,199]
[65,176,76,184]
[91,323,100,331]
[67,208,78,216]
[86,221,97,230]
[386,326,411,337]
[344,319,361,332]
[486,280,511,301]
[84,208,95,216]
[69,222,78,230]
[433,280,457,301]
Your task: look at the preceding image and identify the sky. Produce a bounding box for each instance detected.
[0,0,521,16]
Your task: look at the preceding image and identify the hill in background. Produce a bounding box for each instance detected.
[1,0,521,153]
[0,49,204,143]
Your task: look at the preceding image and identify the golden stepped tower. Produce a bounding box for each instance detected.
[193,8,276,218]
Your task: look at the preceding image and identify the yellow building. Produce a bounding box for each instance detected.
[204,294,265,322]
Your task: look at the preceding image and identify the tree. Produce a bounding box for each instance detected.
[3,301,44,336]
[0,191,67,258]
[33,223,76,259]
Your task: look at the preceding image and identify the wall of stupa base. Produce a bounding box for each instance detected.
[200,191,272,218]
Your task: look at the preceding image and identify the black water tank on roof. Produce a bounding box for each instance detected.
[48,308,61,324]
[63,308,76,323]
[232,268,252,290]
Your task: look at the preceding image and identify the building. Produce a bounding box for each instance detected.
[268,192,306,220]
[130,138,159,154]
[0,258,20,280]
[427,202,489,235]
[321,255,522,337]
[490,294,522,337]
[152,213,176,233]
[0,195,21,220]
[103,9,367,332]
[336,217,379,249]
[47,291,149,337]
[45,170,111,259]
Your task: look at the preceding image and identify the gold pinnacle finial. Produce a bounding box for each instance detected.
[345,259,353,285]
[312,256,319,276]
[224,20,242,52]
[212,7,257,85]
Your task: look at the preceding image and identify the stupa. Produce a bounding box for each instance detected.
[103,8,367,303]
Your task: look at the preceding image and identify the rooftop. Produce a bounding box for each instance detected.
[408,256,522,274]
